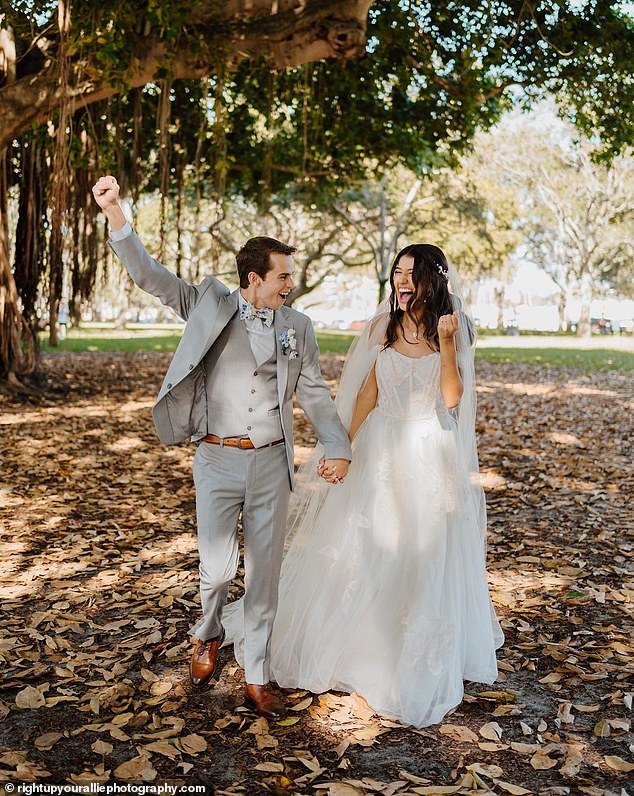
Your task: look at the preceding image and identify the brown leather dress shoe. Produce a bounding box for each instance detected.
[244,683,286,719]
[189,628,225,687]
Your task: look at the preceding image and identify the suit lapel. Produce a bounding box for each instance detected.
[275,308,290,406]
[198,288,240,362]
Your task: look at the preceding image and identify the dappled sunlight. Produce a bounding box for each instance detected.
[563,385,621,398]
[106,436,148,453]
[488,569,577,607]
[547,431,584,447]
[483,380,558,396]
[477,469,507,489]
[0,399,154,430]
[1,353,632,792]
[0,558,101,599]
[550,475,620,493]
[135,533,197,565]
[0,488,26,508]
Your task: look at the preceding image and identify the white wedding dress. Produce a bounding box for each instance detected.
[262,345,504,728]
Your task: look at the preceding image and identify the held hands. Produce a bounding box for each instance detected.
[92,176,120,210]
[438,312,459,342]
[318,457,350,485]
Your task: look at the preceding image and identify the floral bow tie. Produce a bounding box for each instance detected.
[239,301,274,327]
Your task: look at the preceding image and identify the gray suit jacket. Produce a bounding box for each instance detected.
[108,230,352,487]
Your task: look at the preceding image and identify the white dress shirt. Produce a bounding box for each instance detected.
[237,292,276,365]
[109,223,276,366]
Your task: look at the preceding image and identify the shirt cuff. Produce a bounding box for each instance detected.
[109,221,133,241]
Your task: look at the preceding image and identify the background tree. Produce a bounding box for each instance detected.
[331,161,520,302]
[1,0,634,386]
[0,0,374,387]
[483,108,634,335]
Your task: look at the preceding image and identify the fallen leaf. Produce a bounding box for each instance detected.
[143,741,180,759]
[91,740,113,756]
[530,750,558,770]
[560,743,583,778]
[15,686,46,709]
[277,716,301,726]
[254,762,284,772]
[593,719,610,737]
[479,721,503,740]
[291,696,313,711]
[325,784,366,796]
[178,734,208,755]
[438,724,478,743]
[496,782,532,795]
[113,755,157,781]
[604,755,634,773]
[34,732,63,750]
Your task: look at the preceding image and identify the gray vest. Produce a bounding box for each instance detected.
[203,313,282,447]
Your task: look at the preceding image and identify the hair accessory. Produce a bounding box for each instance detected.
[435,262,448,279]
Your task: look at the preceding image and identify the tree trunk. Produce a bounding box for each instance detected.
[495,286,506,331]
[577,270,592,337]
[558,289,567,332]
[48,293,59,346]
[0,148,25,385]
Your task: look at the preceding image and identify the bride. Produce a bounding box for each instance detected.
[224,243,504,728]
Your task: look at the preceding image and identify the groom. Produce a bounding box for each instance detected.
[92,176,351,718]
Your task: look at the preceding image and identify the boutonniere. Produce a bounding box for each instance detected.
[279,327,299,359]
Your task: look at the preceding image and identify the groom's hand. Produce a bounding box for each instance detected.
[92,175,120,209]
[318,457,350,484]
[92,176,126,231]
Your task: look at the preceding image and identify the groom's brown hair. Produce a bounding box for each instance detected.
[236,236,297,288]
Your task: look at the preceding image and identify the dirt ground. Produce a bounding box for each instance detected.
[0,352,632,794]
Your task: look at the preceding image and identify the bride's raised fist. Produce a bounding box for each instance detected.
[91,176,120,210]
[438,311,459,341]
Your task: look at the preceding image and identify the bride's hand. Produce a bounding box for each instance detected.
[438,312,459,342]
[318,457,349,484]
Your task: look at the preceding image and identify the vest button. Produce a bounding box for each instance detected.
[167,383,172,389]
[247,425,252,431]
[188,363,194,370]
[251,388,256,394]
[248,408,253,412]
[253,371,258,376]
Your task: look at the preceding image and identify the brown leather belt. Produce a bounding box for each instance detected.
[202,434,284,450]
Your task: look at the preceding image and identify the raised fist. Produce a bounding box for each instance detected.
[438,312,459,341]
[92,175,120,210]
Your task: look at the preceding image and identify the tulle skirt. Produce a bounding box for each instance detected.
[225,407,504,728]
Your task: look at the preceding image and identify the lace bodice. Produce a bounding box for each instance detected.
[375,347,442,420]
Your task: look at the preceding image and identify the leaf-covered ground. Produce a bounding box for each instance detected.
[0,352,632,794]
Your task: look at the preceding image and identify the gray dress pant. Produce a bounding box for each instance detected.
[187,440,291,684]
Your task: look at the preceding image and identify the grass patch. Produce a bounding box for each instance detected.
[39,330,633,371]
[39,329,358,355]
[316,332,356,354]
[40,334,183,353]
[476,347,634,372]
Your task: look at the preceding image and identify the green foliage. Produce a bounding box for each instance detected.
[11,0,633,204]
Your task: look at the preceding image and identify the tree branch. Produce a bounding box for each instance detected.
[0,0,374,148]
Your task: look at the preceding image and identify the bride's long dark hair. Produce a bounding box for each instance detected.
[385,243,453,350]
